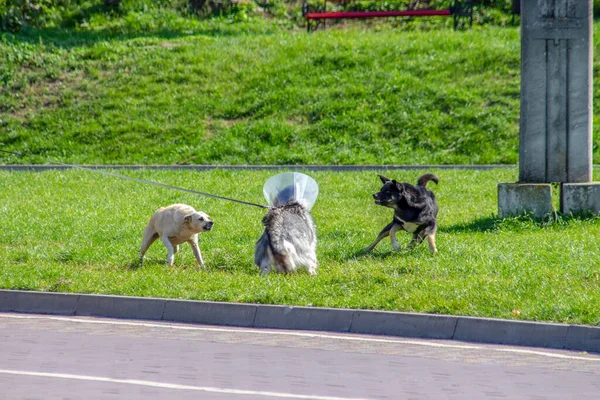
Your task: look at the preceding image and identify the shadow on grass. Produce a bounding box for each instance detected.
[443,212,600,234]
[2,1,272,49]
[125,259,143,270]
[442,215,500,233]
[8,21,273,50]
[344,247,412,262]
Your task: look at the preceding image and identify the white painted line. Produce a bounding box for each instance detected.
[2,313,599,362]
[0,369,367,400]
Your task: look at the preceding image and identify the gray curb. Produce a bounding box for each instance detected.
[0,164,516,172]
[1,289,599,353]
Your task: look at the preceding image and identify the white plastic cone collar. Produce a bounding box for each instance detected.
[263,172,319,210]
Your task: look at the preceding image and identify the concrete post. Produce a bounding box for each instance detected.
[498,0,598,218]
[498,183,553,219]
[519,0,592,184]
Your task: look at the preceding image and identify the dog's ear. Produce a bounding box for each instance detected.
[394,181,404,193]
[378,174,391,184]
[184,215,193,224]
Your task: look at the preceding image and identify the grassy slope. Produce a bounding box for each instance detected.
[0,19,547,165]
[1,168,599,325]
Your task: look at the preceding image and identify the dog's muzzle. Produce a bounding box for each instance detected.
[373,194,381,204]
[204,222,214,231]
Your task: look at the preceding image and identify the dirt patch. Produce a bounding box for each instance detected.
[1,70,98,121]
[159,42,183,49]
[205,117,246,137]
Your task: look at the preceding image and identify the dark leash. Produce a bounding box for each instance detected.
[0,149,270,210]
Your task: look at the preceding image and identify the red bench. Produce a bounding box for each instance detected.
[303,0,473,31]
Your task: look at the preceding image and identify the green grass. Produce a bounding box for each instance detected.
[1,168,600,326]
[2,8,600,326]
[3,12,600,165]
[0,18,553,165]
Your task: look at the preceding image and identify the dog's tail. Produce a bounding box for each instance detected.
[417,173,439,188]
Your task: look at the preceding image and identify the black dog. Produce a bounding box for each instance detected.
[365,173,439,253]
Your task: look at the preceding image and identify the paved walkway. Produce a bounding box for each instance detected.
[1,313,599,399]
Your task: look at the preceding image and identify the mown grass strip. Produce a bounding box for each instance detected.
[1,168,599,325]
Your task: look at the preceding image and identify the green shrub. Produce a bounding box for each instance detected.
[189,0,257,19]
[0,0,57,32]
[0,0,256,32]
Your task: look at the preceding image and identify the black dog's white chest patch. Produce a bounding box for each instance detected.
[396,217,419,233]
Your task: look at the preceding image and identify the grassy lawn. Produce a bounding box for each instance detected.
[2,6,600,326]
[0,19,577,165]
[1,168,599,326]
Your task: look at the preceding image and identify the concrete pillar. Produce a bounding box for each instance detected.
[519,0,592,183]
[498,0,598,218]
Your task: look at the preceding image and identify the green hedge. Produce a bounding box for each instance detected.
[2,0,597,34]
[0,0,520,33]
[0,0,254,32]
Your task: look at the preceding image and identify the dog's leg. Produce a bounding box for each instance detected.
[275,253,295,274]
[140,225,159,265]
[306,253,318,275]
[160,235,176,266]
[364,221,395,252]
[259,260,272,275]
[188,237,205,268]
[427,233,437,254]
[307,253,318,275]
[259,248,273,275]
[408,222,437,253]
[408,230,426,250]
[173,245,179,255]
[389,223,402,251]
[425,221,438,254]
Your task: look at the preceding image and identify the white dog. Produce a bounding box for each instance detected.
[140,204,213,267]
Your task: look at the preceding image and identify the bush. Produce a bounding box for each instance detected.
[189,0,256,18]
[0,0,258,32]
[0,0,58,32]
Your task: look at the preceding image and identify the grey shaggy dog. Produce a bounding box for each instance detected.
[254,201,317,275]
